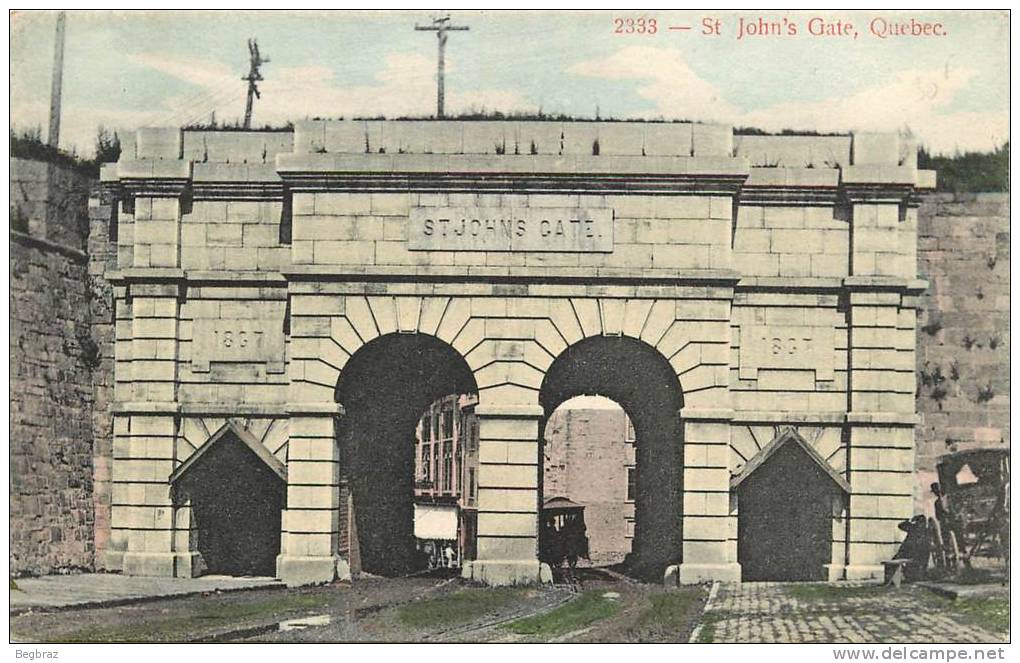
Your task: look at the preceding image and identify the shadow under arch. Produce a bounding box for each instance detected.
[539,335,685,582]
[334,332,478,577]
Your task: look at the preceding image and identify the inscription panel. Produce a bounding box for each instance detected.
[408,206,614,252]
[192,318,286,373]
[739,324,834,381]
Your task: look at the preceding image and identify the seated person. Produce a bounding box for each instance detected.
[894,515,930,581]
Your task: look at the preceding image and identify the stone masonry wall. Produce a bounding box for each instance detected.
[10,161,96,574]
[914,193,1009,503]
[88,189,118,567]
[10,158,92,249]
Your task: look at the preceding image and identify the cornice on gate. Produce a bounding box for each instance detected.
[274,153,751,196]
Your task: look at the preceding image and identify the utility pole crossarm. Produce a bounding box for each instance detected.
[242,38,269,129]
[414,15,469,119]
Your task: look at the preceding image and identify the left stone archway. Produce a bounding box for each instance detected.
[333,332,478,577]
[277,291,479,586]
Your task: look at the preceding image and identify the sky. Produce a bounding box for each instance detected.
[9,10,1009,157]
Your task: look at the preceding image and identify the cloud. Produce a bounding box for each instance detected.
[739,66,1008,153]
[256,52,531,121]
[13,48,531,155]
[128,50,531,130]
[569,46,1008,154]
[130,52,237,91]
[568,46,742,123]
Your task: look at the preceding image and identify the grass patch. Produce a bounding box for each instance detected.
[786,584,889,602]
[52,594,328,642]
[507,590,620,638]
[10,578,20,591]
[628,588,704,642]
[397,587,525,629]
[695,612,726,643]
[943,597,1010,635]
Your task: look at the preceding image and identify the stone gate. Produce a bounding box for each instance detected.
[100,120,934,586]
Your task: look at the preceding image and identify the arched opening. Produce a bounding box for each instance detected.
[733,429,850,581]
[334,333,478,577]
[170,422,286,577]
[543,395,637,568]
[539,336,685,582]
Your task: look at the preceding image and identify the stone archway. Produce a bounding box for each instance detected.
[334,332,478,577]
[539,335,685,582]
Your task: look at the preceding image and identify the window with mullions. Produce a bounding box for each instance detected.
[421,446,431,483]
[442,441,454,491]
[626,466,636,502]
[442,409,454,439]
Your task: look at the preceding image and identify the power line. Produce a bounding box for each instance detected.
[178,88,246,127]
[242,38,269,129]
[162,86,241,127]
[414,14,469,119]
[159,83,238,125]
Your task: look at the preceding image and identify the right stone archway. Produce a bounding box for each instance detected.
[539,335,685,582]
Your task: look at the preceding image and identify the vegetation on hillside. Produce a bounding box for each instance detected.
[181,118,294,132]
[919,142,1009,192]
[9,126,121,177]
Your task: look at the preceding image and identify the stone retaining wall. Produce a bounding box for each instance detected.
[10,232,96,575]
[9,158,103,576]
[914,193,1009,507]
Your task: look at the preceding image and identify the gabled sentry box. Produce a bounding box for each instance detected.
[99,120,935,587]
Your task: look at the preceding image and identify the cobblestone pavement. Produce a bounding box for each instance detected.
[698,582,1006,643]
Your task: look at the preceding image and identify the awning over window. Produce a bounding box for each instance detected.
[414,503,459,540]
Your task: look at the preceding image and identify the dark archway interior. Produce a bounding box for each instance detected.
[539,336,685,582]
[737,442,842,581]
[335,333,477,577]
[178,433,285,577]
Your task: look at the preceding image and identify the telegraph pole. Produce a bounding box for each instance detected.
[414,15,469,119]
[242,38,269,129]
[47,11,66,147]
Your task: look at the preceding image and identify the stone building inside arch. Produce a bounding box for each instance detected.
[100,119,935,585]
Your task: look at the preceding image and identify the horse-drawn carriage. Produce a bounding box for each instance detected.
[933,448,1010,568]
[539,496,590,569]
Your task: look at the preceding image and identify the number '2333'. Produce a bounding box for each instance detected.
[613,17,658,34]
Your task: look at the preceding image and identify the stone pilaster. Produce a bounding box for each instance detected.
[677,409,741,583]
[119,144,190,270]
[276,403,346,586]
[466,404,544,586]
[114,404,180,577]
[843,282,924,580]
[115,279,184,577]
